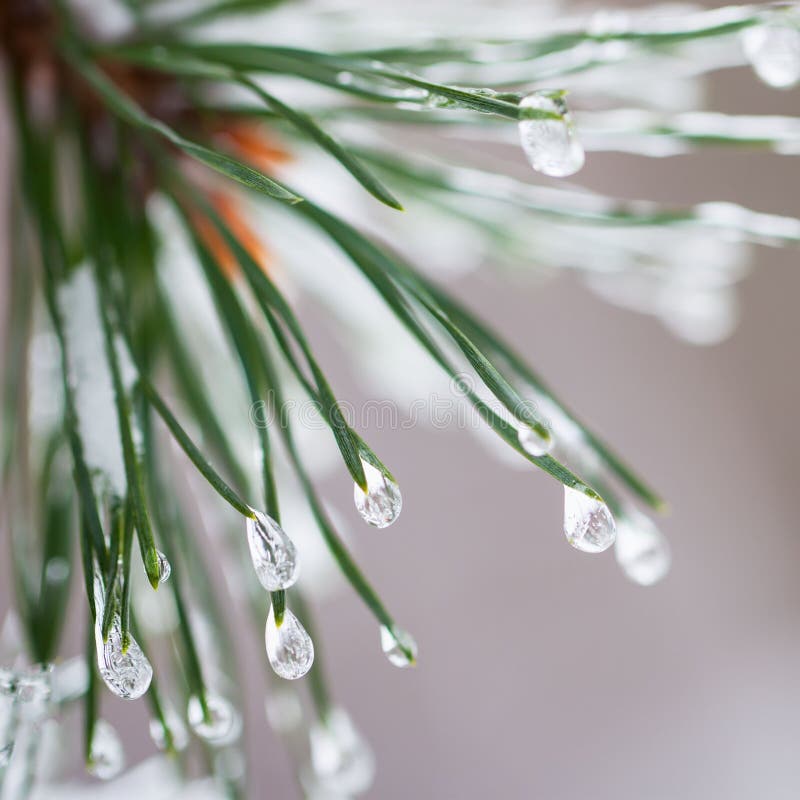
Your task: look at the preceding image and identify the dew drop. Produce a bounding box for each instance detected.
[16,664,52,724]
[87,720,125,780]
[518,91,584,177]
[95,620,153,699]
[308,708,375,795]
[0,673,14,768]
[353,461,402,529]
[563,486,616,553]
[187,693,242,746]
[517,424,553,457]
[380,625,417,668]
[246,509,300,591]
[615,511,671,586]
[149,707,189,752]
[265,688,304,734]
[265,605,314,680]
[742,22,800,88]
[155,550,171,583]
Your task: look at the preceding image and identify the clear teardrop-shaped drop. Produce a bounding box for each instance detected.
[187,693,242,746]
[246,509,300,591]
[87,720,125,780]
[265,689,304,734]
[308,708,376,795]
[0,673,15,768]
[155,550,171,583]
[380,625,417,668]
[615,511,671,586]
[149,707,189,752]
[353,461,402,529]
[563,486,616,553]
[95,620,152,699]
[742,22,800,88]
[518,91,585,177]
[517,424,553,457]
[16,664,52,724]
[265,606,314,680]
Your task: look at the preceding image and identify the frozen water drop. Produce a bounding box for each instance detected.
[615,511,671,586]
[187,693,242,746]
[87,720,125,780]
[95,621,152,699]
[265,689,304,733]
[155,550,171,583]
[518,91,584,177]
[246,510,300,591]
[742,22,800,88]
[16,664,52,723]
[308,708,375,795]
[380,625,417,668]
[265,605,314,680]
[517,424,552,457]
[563,486,616,553]
[353,461,402,529]
[149,708,189,752]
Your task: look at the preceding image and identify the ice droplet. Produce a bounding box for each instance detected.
[246,510,300,591]
[563,486,616,553]
[308,708,375,795]
[95,621,152,699]
[518,91,584,177]
[517,424,553,457]
[187,693,242,746]
[265,689,304,734]
[16,664,52,723]
[265,606,314,680]
[742,22,800,88]
[87,720,125,780]
[0,672,15,768]
[155,550,171,583]
[149,707,189,752]
[615,511,671,586]
[353,461,402,529]
[380,625,417,668]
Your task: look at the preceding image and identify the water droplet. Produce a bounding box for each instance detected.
[87,720,125,780]
[149,708,189,752]
[246,510,300,591]
[16,664,53,723]
[742,22,800,88]
[517,424,552,457]
[380,625,417,668]
[187,693,242,746]
[265,689,304,733]
[518,91,584,177]
[353,461,402,529]
[0,669,14,766]
[615,511,671,586]
[95,620,152,699]
[308,708,375,795]
[563,486,616,553]
[155,550,171,583]
[44,557,70,584]
[265,605,314,680]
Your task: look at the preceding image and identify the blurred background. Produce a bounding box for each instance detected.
[2,1,800,798]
